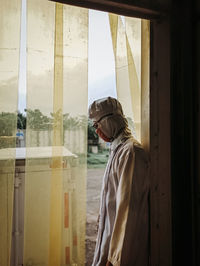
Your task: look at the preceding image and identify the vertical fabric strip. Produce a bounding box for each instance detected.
[25,2,88,265]
[109,14,142,142]
[126,34,141,140]
[25,0,55,264]
[108,14,118,57]
[125,17,141,141]
[49,3,63,266]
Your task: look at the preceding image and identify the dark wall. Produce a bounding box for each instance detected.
[195,1,200,265]
[170,1,196,265]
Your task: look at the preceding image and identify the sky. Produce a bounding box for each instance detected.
[18,0,26,113]
[88,10,117,105]
[18,0,117,113]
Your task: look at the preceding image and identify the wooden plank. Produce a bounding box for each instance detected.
[150,18,171,266]
[141,19,150,151]
[50,0,164,19]
[196,16,200,266]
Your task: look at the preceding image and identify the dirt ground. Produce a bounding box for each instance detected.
[85,168,105,266]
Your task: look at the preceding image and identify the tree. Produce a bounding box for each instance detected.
[0,112,17,148]
[0,112,16,136]
[17,112,26,129]
[25,109,51,146]
[26,109,51,130]
[88,119,98,144]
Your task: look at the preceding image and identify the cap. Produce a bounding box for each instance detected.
[89,97,124,121]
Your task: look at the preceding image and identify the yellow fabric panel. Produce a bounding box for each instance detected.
[126,35,141,141]
[25,1,55,264]
[63,5,88,117]
[0,0,21,265]
[125,18,141,141]
[62,5,88,264]
[49,3,63,266]
[108,14,118,56]
[114,17,133,119]
[25,1,88,265]
[109,14,142,142]
[125,18,141,84]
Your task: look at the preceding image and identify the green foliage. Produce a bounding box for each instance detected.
[50,109,62,130]
[88,119,98,142]
[63,115,80,130]
[0,108,97,143]
[0,112,17,136]
[26,109,51,130]
[0,136,16,148]
[17,112,26,129]
[63,114,88,130]
[79,115,88,128]
[24,109,89,134]
[0,112,17,148]
[87,150,109,168]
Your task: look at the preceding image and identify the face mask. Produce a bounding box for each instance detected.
[96,128,112,142]
[98,114,126,140]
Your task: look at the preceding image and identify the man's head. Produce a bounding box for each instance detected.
[89,97,128,142]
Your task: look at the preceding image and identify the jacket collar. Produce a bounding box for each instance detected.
[110,132,126,152]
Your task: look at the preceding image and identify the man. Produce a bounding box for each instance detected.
[89,97,150,266]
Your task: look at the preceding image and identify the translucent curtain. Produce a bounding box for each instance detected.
[25,2,55,265]
[25,1,88,265]
[109,14,143,142]
[62,5,88,265]
[0,1,21,265]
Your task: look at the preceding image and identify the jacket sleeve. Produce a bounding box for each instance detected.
[108,147,135,266]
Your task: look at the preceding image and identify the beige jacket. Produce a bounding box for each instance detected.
[92,133,150,266]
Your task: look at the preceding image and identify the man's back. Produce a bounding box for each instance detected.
[93,134,150,266]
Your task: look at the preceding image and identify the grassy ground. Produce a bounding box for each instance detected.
[87,150,109,168]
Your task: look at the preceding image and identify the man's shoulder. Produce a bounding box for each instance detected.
[122,137,143,151]
[121,137,149,161]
